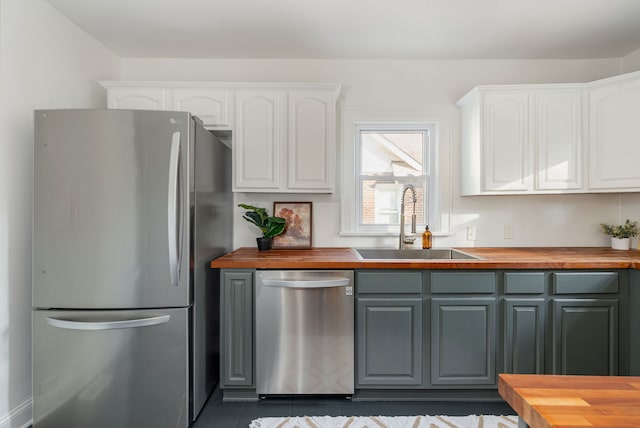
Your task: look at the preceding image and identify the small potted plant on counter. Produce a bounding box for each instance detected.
[600,219,639,250]
[238,204,286,251]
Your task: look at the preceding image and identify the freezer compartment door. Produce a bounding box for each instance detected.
[33,109,191,309]
[33,308,189,428]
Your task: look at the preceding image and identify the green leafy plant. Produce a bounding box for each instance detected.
[599,219,639,238]
[238,204,286,238]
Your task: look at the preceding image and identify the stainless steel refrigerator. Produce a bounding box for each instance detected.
[32,109,232,428]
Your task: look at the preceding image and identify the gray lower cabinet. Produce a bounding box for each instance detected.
[430,297,496,386]
[355,270,423,387]
[220,270,254,387]
[549,272,621,376]
[429,271,497,387]
[631,270,640,375]
[502,272,546,374]
[550,298,618,375]
[503,298,545,374]
[357,298,423,386]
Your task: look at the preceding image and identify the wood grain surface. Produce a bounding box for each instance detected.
[210,247,640,269]
[499,374,640,428]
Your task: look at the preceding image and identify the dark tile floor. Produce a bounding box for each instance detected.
[192,388,516,428]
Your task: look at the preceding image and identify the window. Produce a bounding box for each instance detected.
[357,126,432,232]
[340,109,452,236]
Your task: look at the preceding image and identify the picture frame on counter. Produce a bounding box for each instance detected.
[272,202,313,249]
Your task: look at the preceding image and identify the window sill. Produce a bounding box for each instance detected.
[339,231,454,237]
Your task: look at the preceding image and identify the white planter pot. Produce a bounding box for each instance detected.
[610,237,630,250]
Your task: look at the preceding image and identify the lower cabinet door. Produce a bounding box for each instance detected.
[430,297,496,386]
[356,298,422,386]
[220,270,254,387]
[550,298,618,375]
[503,298,545,374]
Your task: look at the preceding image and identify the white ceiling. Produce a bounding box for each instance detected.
[46,0,640,59]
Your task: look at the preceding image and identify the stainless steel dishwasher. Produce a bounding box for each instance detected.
[256,270,354,396]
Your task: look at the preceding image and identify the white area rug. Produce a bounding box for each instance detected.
[249,414,518,428]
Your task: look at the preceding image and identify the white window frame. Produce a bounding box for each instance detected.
[340,109,453,237]
[355,124,433,234]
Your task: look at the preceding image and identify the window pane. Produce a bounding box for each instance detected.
[360,180,425,225]
[361,132,424,176]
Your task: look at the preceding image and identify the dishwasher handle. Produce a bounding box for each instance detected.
[260,278,350,289]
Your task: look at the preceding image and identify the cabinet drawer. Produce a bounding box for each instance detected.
[552,272,619,294]
[431,272,496,294]
[357,271,422,294]
[504,272,546,294]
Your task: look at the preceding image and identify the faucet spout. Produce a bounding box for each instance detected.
[399,184,417,249]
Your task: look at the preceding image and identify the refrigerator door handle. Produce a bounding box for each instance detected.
[45,314,171,331]
[168,132,181,287]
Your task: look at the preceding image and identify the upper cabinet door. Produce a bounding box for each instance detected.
[287,90,336,192]
[482,91,531,192]
[588,74,640,190]
[172,88,234,129]
[107,88,170,110]
[233,90,287,191]
[534,90,582,191]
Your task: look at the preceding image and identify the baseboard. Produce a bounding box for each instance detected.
[0,398,32,428]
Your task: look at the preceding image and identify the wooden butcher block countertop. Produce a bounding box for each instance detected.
[499,374,640,428]
[210,247,640,270]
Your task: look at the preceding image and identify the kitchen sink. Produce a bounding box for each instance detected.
[353,248,481,260]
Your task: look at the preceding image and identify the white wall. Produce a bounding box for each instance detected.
[622,47,640,72]
[0,1,120,426]
[121,57,626,249]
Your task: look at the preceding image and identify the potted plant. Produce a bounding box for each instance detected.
[238,204,286,251]
[600,219,638,250]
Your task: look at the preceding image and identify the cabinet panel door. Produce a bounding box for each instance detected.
[589,76,640,190]
[550,298,618,376]
[503,298,545,374]
[431,298,496,386]
[357,298,422,386]
[220,271,254,387]
[535,90,582,190]
[288,90,335,191]
[482,92,530,192]
[233,90,286,191]
[173,88,233,129]
[107,88,169,110]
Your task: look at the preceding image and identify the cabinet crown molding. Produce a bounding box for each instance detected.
[99,80,341,94]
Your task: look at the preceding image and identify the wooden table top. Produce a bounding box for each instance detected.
[210,246,640,270]
[499,374,640,428]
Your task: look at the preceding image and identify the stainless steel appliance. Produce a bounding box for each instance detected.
[32,109,232,428]
[255,270,355,396]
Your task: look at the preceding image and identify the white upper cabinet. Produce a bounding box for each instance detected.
[106,87,170,110]
[287,90,336,191]
[588,72,640,191]
[458,85,582,195]
[100,81,341,193]
[100,82,234,129]
[482,91,531,193]
[233,86,339,193]
[172,88,234,129]
[459,71,640,196]
[233,90,286,191]
[534,90,582,191]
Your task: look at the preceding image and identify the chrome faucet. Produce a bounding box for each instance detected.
[399,184,417,249]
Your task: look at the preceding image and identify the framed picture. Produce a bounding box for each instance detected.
[272,202,312,249]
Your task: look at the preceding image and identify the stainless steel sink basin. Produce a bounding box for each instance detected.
[353,248,481,260]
